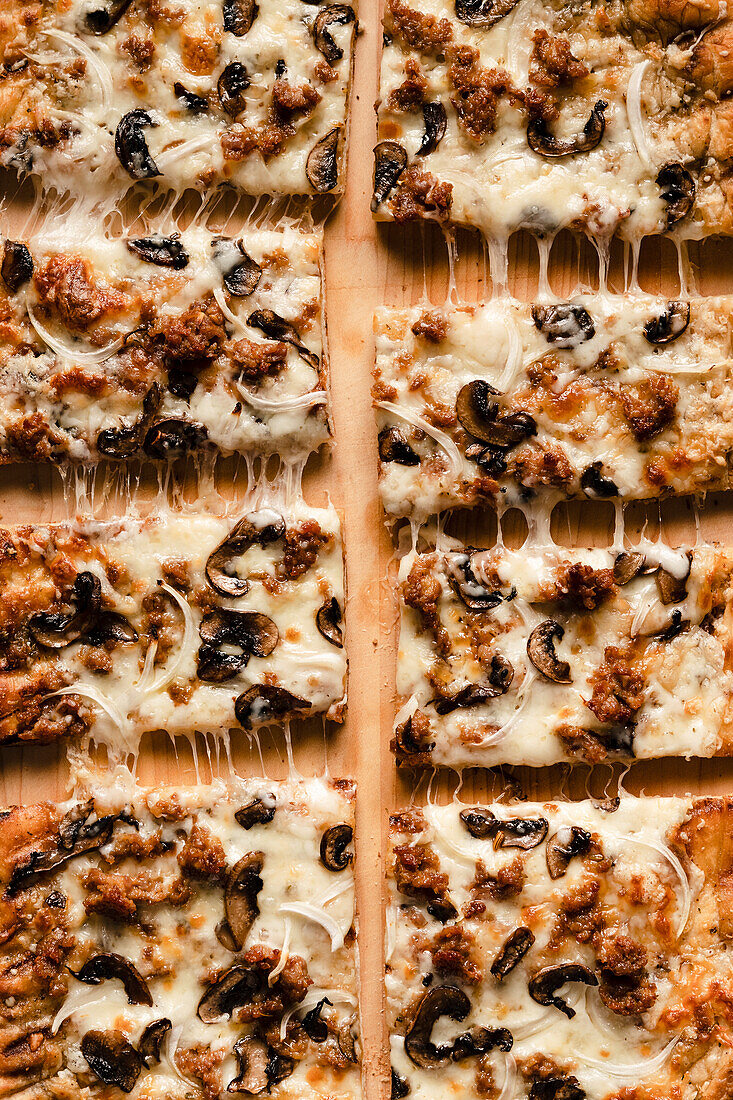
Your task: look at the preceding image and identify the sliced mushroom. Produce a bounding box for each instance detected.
[531,304,595,349]
[212,237,262,297]
[73,952,153,1006]
[464,441,508,475]
[302,996,332,1042]
[528,964,598,1018]
[167,368,198,400]
[235,796,276,829]
[643,300,690,344]
[433,676,512,715]
[97,382,162,459]
[115,109,160,179]
[197,965,264,1023]
[447,553,504,610]
[656,558,690,605]
[205,509,285,597]
[655,608,687,640]
[173,81,209,112]
[1,240,32,292]
[404,987,470,1068]
[126,234,189,270]
[266,1051,295,1086]
[218,62,251,118]
[81,1030,142,1093]
[528,100,606,158]
[197,609,279,683]
[417,102,447,156]
[613,552,645,585]
[490,927,535,979]
[459,808,548,849]
[223,0,259,35]
[228,1036,270,1094]
[138,1019,172,1067]
[391,1068,410,1099]
[529,1076,585,1100]
[580,461,618,498]
[8,804,126,895]
[657,162,695,228]
[527,620,571,683]
[393,714,435,762]
[28,572,101,649]
[143,418,208,459]
[378,426,419,466]
[450,1025,513,1060]
[306,128,341,193]
[320,824,353,871]
[371,141,407,211]
[545,827,591,880]
[456,381,537,448]
[224,851,264,950]
[313,6,355,63]
[86,611,139,647]
[316,597,343,648]
[84,0,133,33]
[234,684,312,729]
[455,0,519,26]
[247,310,319,369]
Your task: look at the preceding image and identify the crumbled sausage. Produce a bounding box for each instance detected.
[390,807,427,834]
[0,691,91,747]
[161,558,191,591]
[0,1029,61,1083]
[222,79,321,161]
[276,520,329,581]
[620,376,678,442]
[471,857,525,900]
[428,924,482,984]
[230,945,311,1020]
[385,0,453,53]
[103,830,169,864]
[556,562,616,611]
[388,58,428,112]
[403,556,451,657]
[6,414,64,462]
[82,868,191,922]
[119,32,156,70]
[586,646,645,725]
[511,443,574,488]
[272,78,321,118]
[176,1045,224,1100]
[411,310,447,343]
[598,972,657,1016]
[35,256,124,331]
[596,932,647,977]
[391,710,435,768]
[557,724,610,764]
[231,338,288,380]
[448,46,523,141]
[155,296,227,362]
[529,29,589,87]
[393,843,449,905]
[550,877,604,945]
[389,165,453,223]
[177,822,227,883]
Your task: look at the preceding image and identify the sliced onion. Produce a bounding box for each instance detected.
[278,901,348,951]
[583,1033,680,1079]
[40,29,113,112]
[155,134,212,169]
[473,666,539,748]
[213,287,246,331]
[606,831,691,938]
[235,380,328,414]
[45,684,126,736]
[626,60,653,171]
[27,301,124,365]
[142,584,197,696]
[497,316,524,391]
[497,1053,516,1100]
[52,979,119,1034]
[268,917,292,986]
[279,986,357,1040]
[375,400,463,477]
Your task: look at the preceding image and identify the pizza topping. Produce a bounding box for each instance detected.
[196,609,279,682]
[317,597,344,648]
[656,163,696,228]
[586,645,644,725]
[28,572,101,650]
[138,1019,172,1066]
[404,986,470,1068]
[313,7,355,64]
[212,238,262,297]
[114,109,160,179]
[218,62,251,118]
[81,1029,142,1093]
[447,554,503,610]
[417,102,447,156]
[8,805,123,894]
[234,684,313,729]
[371,141,408,211]
[459,808,548,849]
[126,235,190,270]
[72,952,153,1006]
[229,1035,271,1093]
[545,827,591,880]
[656,558,690,604]
[85,0,134,33]
[174,82,210,113]
[531,304,595,349]
[454,0,518,27]
[613,552,646,585]
[490,927,535,979]
[527,620,571,684]
[1,240,32,292]
[450,1025,513,1059]
[378,426,420,466]
[392,1068,410,1098]
[205,510,285,597]
[643,301,691,344]
[528,964,598,1019]
[306,127,341,192]
[527,100,606,158]
[320,824,353,871]
[456,381,536,448]
[580,462,618,498]
[178,823,228,882]
[223,0,259,36]
[433,675,512,714]
[529,30,589,88]
[247,310,319,369]
[620,376,678,442]
[143,417,208,458]
[555,562,615,612]
[197,949,310,1023]
[224,852,265,949]
[235,797,276,829]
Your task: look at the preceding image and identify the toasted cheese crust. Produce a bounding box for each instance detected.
[395,540,733,768]
[387,795,733,1100]
[0,502,346,754]
[0,776,359,1100]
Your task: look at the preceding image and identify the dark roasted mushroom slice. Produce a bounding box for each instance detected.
[371,141,407,211]
[447,552,504,610]
[167,368,198,400]
[205,509,285,597]
[197,965,263,1022]
[138,1019,171,1067]
[97,382,162,459]
[247,309,319,369]
[212,237,262,297]
[490,927,535,979]
[455,0,519,26]
[655,608,687,640]
[378,426,419,466]
[433,677,511,715]
[126,234,189,269]
[115,109,160,179]
[235,796,276,829]
[456,380,536,448]
[527,620,571,683]
[306,128,341,193]
[532,304,595,349]
[580,461,618,498]
[224,0,259,35]
[313,6,355,63]
[613,552,645,585]
[529,1076,585,1100]
[85,611,139,647]
[85,0,133,32]
[643,300,690,344]
[545,826,591,879]
[29,571,101,649]
[229,1036,270,1094]
[173,82,209,112]
[391,1068,410,1099]
[197,609,279,683]
[218,62,251,119]
[450,1025,513,1060]
[302,996,332,1041]
[404,987,470,1068]
[81,1030,142,1093]
[73,952,153,1005]
[143,418,208,459]
[224,851,264,950]
[8,804,127,895]
[528,100,606,158]
[657,162,695,228]
[656,557,691,605]
[235,684,312,729]
[1,240,32,292]
[320,824,353,871]
[528,964,597,1018]
[459,807,498,839]
[316,597,343,648]
[417,102,447,156]
[459,808,548,849]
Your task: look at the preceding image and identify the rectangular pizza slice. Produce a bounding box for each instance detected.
[374,295,733,523]
[0,0,357,198]
[0,223,330,463]
[374,0,726,241]
[394,539,733,769]
[387,794,732,1100]
[0,775,359,1100]
[0,501,346,752]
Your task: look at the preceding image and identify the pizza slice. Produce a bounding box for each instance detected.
[374,295,733,523]
[374,0,730,240]
[0,501,346,752]
[0,223,329,463]
[395,539,733,769]
[0,0,356,198]
[0,775,359,1100]
[387,794,733,1100]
